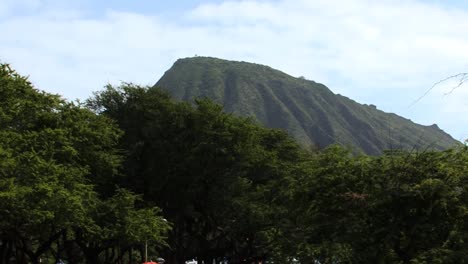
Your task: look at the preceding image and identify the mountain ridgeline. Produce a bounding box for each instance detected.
[155,57,458,154]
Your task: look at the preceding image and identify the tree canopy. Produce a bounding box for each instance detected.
[1,63,467,264]
[0,64,169,264]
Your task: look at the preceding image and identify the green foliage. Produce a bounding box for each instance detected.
[89,83,307,263]
[2,62,468,264]
[0,64,169,263]
[90,80,468,263]
[276,146,468,263]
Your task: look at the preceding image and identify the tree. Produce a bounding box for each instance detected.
[89,84,307,263]
[279,145,468,263]
[361,148,468,263]
[0,64,170,263]
[72,188,170,263]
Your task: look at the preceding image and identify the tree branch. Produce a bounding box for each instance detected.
[409,72,467,107]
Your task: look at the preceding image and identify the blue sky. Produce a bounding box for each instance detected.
[1,0,467,141]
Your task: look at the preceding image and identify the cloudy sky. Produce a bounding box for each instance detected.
[1,0,467,141]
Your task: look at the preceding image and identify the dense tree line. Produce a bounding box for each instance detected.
[1,64,467,263]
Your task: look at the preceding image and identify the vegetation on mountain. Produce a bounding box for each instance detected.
[156,57,458,155]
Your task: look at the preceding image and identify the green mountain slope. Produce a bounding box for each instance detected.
[154,57,458,154]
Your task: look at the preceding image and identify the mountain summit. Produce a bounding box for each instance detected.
[154,57,458,154]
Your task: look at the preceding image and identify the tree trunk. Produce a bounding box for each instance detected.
[0,239,8,264]
[129,248,133,263]
[84,249,101,264]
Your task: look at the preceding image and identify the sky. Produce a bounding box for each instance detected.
[1,0,467,141]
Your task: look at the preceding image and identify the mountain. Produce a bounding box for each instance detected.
[154,57,458,155]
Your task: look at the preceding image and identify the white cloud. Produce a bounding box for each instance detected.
[0,0,467,139]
